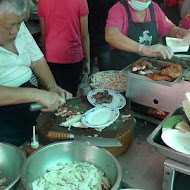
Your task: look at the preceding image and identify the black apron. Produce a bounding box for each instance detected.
[0,81,40,146]
[111,0,159,70]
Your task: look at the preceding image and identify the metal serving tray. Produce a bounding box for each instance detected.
[125,57,189,87]
[147,107,190,165]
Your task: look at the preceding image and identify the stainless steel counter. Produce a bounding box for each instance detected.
[118,119,165,190]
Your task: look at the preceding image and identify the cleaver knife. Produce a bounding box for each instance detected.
[47,131,122,147]
[30,97,79,112]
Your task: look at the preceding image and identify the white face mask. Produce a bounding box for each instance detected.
[128,0,151,11]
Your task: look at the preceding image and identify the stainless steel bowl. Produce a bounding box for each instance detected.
[0,142,25,190]
[21,142,122,190]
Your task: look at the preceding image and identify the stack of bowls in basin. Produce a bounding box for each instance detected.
[0,142,25,190]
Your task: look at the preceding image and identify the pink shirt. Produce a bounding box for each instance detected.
[38,0,89,63]
[181,12,190,30]
[106,1,175,47]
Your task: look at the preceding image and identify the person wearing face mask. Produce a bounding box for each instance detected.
[105,0,190,70]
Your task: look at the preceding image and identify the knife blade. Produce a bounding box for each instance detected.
[30,97,80,112]
[47,131,122,147]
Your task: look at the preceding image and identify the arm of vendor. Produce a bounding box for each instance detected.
[0,7,72,111]
[105,0,190,60]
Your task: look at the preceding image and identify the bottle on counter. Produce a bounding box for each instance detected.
[26,126,43,157]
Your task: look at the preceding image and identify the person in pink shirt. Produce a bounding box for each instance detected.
[105,0,190,70]
[38,0,90,96]
[181,12,190,29]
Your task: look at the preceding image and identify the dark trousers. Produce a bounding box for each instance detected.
[0,81,40,146]
[90,45,111,74]
[48,61,83,96]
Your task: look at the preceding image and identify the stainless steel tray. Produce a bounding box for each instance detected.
[124,57,189,87]
[147,107,190,165]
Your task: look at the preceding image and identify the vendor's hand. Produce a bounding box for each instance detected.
[48,85,73,101]
[139,44,174,59]
[175,28,190,39]
[82,58,90,74]
[36,90,66,112]
[50,87,73,100]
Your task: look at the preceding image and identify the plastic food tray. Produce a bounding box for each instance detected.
[125,57,189,87]
[147,107,190,165]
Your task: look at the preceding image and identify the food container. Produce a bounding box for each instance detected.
[21,141,122,190]
[125,57,190,112]
[147,107,190,165]
[0,142,25,190]
[125,57,189,87]
[88,70,127,93]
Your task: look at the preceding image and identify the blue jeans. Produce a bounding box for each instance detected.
[90,45,111,74]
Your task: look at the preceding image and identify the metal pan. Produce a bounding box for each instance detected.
[147,107,190,165]
[124,57,189,87]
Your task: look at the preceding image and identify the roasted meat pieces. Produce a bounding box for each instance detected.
[131,60,184,82]
[93,90,113,104]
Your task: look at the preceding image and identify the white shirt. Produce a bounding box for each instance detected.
[0,22,43,87]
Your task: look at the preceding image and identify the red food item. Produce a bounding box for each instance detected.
[160,64,183,79]
[133,62,183,82]
[93,90,113,104]
[131,61,153,72]
[145,73,173,81]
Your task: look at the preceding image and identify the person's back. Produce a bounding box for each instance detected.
[38,0,90,96]
[38,0,88,63]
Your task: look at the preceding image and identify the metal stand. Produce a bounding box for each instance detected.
[163,159,190,190]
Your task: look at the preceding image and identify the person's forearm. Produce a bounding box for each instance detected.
[168,26,190,38]
[167,26,180,38]
[39,17,45,47]
[80,16,90,61]
[105,27,140,53]
[82,34,90,61]
[31,57,57,90]
[0,86,39,106]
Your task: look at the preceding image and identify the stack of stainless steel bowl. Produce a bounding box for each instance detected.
[0,142,25,190]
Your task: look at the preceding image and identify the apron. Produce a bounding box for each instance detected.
[111,0,159,70]
[0,81,40,146]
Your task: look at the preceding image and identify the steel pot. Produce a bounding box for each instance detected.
[0,142,25,190]
[21,141,122,190]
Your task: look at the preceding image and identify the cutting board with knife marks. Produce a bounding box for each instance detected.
[37,97,135,156]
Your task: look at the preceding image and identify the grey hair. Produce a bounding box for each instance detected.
[0,0,26,16]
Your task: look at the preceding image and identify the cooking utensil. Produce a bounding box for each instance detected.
[0,142,25,190]
[30,97,79,112]
[47,131,122,147]
[21,141,122,190]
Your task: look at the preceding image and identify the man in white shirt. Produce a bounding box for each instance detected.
[0,0,72,145]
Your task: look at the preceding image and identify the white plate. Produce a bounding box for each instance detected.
[81,105,120,128]
[166,37,189,53]
[87,89,126,109]
[161,129,190,154]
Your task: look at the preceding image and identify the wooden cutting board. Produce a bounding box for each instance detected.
[37,97,135,157]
